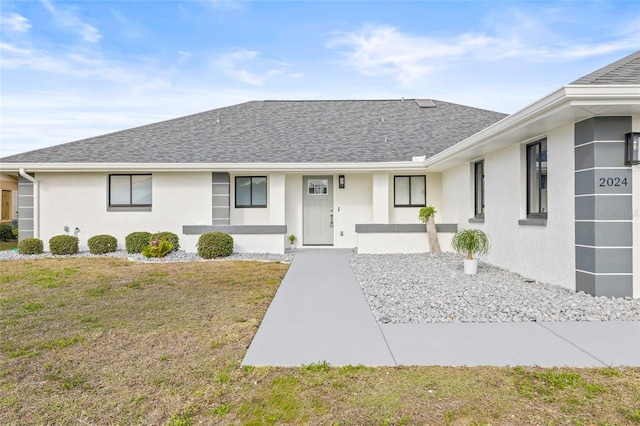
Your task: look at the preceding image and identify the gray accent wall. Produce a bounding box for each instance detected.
[212,172,230,225]
[355,223,458,233]
[18,175,34,239]
[183,225,286,235]
[574,117,633,297]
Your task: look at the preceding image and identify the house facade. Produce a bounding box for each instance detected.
[1,51,639,298]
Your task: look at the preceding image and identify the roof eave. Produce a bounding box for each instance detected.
[0,161,430,174]
[423,85,640,172]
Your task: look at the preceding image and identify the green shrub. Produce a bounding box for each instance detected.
[125,232,152,254]
[141,239,174,258]
[0,223,13,241]
[151,231,180,251]
[87,234,118,254]
[18,238,43,255]
[197,232,233,259]
[49,235,79,255]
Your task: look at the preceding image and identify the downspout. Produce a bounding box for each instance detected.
[18,168,39,238]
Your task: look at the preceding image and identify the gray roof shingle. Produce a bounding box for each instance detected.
[570,50,640,85]
[1,99,507,164]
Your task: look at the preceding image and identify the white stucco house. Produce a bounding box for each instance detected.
[1,50,639,298]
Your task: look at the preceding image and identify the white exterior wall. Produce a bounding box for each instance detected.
[633,115,640,297]
[372,172,389,223]
[334,173,372,248]
[38,172,211,252]
[285,174,303,246]
[441,164,471,225]
[443,124,576,290]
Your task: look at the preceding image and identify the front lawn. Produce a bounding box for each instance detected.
[1,258,638,425]
[0,240,17,251]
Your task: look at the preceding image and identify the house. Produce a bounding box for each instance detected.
[0,174,18,224]
[1,50,639,298]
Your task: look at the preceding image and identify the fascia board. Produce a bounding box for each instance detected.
[0,161,428,174]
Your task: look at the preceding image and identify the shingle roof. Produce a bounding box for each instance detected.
[0,99,506,164]
[570,50,640,85]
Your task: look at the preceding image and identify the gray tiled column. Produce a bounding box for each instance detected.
[574,117,633,297]
[18,175,35,240]
[212,172,230,225]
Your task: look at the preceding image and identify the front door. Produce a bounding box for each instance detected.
[303,176,334,245]
[1,191,11,221]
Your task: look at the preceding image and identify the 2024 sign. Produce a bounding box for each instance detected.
[599,177,628,187]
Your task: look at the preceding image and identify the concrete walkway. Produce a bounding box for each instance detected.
[242,250,640,367]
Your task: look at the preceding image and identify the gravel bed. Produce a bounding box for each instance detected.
[349,252,640,323]
[0,249,293,263]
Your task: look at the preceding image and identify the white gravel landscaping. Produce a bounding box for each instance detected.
[0,249,293,263]
[348,252,640,323]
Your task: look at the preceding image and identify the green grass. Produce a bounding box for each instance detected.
[1,258,639,425]
[0,240,17,251]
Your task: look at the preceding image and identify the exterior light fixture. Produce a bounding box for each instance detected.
[625,132,640,165]
[338,175,345,189]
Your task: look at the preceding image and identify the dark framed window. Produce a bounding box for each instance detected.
[474,160,484,218]
[526,139,547,217]
[394,175,426,207]
[109,174,152,207]
[235,176,267,208]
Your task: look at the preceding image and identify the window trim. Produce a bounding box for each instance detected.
[235,176,267,208]
[108,174,152,209]
[473,160,484,219]
[393,175,426,208]
[526,139,548,219]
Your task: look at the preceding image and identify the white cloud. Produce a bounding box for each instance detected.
[177,50,192,63]
[213,49,284,85]
[0,13,31,33]
[40,0,102,43]
[328,24,496,85]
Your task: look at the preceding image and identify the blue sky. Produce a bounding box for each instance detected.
[1,1,639,158]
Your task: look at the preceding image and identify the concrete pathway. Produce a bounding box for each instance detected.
[242,250,640,367]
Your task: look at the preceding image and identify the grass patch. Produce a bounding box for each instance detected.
[0,240,17,251]
[0,258,638,425]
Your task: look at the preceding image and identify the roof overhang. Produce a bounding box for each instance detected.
[424,84,640,172]
[0,161,429,174]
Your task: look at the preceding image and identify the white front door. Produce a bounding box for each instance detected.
[303,176,334,245]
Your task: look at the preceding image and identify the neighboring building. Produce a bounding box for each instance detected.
[1,50,639,298]
[0,174,18,224]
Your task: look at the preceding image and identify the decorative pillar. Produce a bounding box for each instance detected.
[574,117,633,297]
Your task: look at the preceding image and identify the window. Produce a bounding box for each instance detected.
[109,174,152,207]
[394,176,426,207]
[526,139,547,217]
[235,176,267,208]
[307,179,328,195]
[474,160,484,218]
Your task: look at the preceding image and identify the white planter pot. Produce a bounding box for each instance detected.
[290,243,295,249]
[463,259,478,275]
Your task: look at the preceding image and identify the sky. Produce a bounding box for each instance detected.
[1,1,639,159]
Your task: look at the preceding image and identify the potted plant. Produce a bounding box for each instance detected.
[418,206,441,254]
[288,234,297,249]
[451,228,490,275]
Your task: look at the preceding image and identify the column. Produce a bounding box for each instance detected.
[574,117,633,297]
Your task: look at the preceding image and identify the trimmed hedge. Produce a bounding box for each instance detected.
[125,232,152,254]
[88,234,118,254]
[197,232,233,259]
[18,238,43,255]
[151,231,180,251]
[0,223,13,242]
[49,235,79,255]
